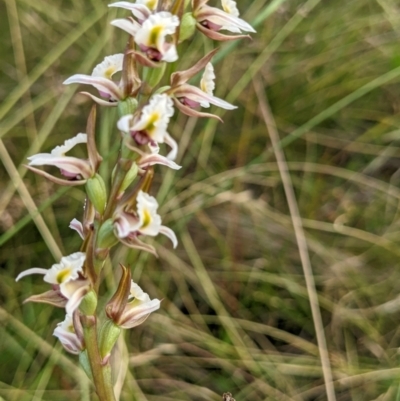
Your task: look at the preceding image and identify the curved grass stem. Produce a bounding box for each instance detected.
[254,78,337,401]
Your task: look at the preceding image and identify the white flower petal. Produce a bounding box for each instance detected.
[137,191,162,235]
[117,114,134,133]
[63,74,123,100]
[27,155,92,178]
[119,298,160,329]
[129,281,151,302]
[159,225,178,248]
[92,54,124,79]
[53,314,83,354]
[69,218,84,239]
[164,133,178,160]
[200,63,215,96]
[65,285,89,314]
[109,1,152,20]
[15,268,48,282]
[50,133,87,157]
[138,152,182,170]
[111,18,141,37]
[201,6,256,33]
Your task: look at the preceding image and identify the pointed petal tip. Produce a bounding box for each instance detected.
[16,268,48,282]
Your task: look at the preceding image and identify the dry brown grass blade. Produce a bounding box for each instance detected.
[254,78,337,401]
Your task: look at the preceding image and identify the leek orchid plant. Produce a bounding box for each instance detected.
[16,0,255,399]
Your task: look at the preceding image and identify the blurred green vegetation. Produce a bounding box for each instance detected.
[2,0,400,400]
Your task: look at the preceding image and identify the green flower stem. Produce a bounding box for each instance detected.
[81,315,116,401]
[103,157,133,221]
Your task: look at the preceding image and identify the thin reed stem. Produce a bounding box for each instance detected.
[254,78,337,401]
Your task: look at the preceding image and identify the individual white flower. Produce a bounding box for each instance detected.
[134,12,179,62]
[16,252,89,313]
[27,133,92,180]
[193,0,255,41]
[114,190,177,255]
[110,280,161,329]
[64,54,125,106]
[53,314,84,355]
[169,50,236,121]
[118,94,178,160]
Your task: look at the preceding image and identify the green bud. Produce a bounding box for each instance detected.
[79,350,93,380]
[154,85,171,95]
[121,162,138,192]
[79,290,98,316]
[99,319,122,359]
[86,174,107,214]
[118,97,138,118]
[179,13,197,42]
[144,63,166,90]
[97,219,119,249]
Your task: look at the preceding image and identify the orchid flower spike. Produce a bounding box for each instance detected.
[168,49,236,121]
[27,133,93,185]
[53,314,84,355]
[113,190,177,256]
[112,12,179,65]
[16,252,90,314]
[63,54,126,107]
[192,0,255,41]
[117,93,178,160]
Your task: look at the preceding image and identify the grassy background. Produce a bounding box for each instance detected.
[2,0,400,400]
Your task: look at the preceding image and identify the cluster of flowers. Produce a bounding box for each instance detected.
[17,0,254,367]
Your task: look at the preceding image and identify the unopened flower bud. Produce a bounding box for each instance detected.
[120,162,138,193]
[79,290,98,316]
[99,319,122,360]
[86,174,107,214]
[179,13,197,42]
[118,97,138,118]
[144,63,167,90]
[97,219,119,249]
